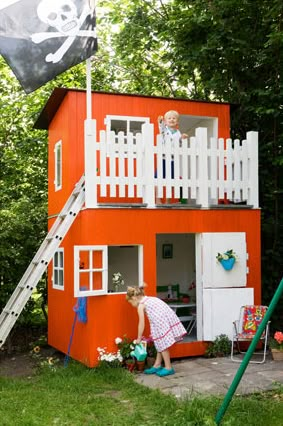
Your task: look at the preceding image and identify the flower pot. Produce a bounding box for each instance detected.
[125,361,135,372]
[146,356,155,368]
[271,349,283,361]
[135,360,145,372]
[220,257,235,271]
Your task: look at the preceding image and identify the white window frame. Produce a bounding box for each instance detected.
[104,115,150,144]
[52,248,64,290]
[74,245,108,297]
[74,245,144,297]
[54,140,62,191]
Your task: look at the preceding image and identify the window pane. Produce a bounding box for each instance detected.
[111,120,127,134]
[79,251,89,270]
[59,251,64,267]
[92,250,102,268]
[56,144,61,187]
[58,270,64,287]
[129,121,145,135]
[79,271,90,291]
[92,271,103,290]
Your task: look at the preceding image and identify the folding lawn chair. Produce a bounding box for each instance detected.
[231,305,270,364]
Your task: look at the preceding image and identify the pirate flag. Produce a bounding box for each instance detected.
[0,0,97,93]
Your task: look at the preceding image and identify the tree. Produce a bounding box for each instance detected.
[1,0,282,329]
[0,53,117,321]
[98,0,283,326]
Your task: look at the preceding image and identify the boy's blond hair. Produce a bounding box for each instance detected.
[164,110,180,120]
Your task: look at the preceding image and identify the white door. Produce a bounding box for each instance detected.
[195,232,254,341]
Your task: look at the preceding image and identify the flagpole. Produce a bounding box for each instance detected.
[86,0,96,120]
[86,57,92,120]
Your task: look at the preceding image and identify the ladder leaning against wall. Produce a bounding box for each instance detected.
[0,175,85,348]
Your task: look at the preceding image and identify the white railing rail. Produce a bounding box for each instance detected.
[84,120,259,209]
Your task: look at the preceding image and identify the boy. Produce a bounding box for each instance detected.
[156,110,187,203]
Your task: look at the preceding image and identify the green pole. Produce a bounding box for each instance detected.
[215,277,283,425]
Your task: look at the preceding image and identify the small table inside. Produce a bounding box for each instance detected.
[168,302,196,335]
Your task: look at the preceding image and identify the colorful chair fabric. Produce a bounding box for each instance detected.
[231,305,270,363]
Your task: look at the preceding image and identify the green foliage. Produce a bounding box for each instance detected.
[116,335,136,360]
[205,334,232,358]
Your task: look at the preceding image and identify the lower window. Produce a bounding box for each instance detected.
[74,245,143,297]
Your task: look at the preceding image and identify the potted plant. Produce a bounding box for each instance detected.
[216,249,237,270]
[115,335,136,363]
[269,331,283,361]
[112,272,125,292]
[124,358,135,372]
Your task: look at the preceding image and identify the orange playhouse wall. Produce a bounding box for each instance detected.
[48,208,261,367]
[47,91,230,217]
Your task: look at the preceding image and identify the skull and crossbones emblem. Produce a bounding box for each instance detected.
[31,0,96,63]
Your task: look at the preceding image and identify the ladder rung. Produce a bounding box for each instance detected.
[73,185,83,195]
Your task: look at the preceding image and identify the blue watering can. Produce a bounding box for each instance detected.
[130,343,147,361]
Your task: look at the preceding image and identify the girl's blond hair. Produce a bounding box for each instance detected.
[126,285,145,300]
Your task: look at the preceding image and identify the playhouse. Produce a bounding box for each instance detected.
[35,88,261,367]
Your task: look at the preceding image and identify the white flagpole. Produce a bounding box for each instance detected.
[86,57,92,120]
[86,0,96,120]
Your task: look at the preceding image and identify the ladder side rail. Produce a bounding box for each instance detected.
[10,188,85,314]
[0,179,85,347]
[5,176,85,298]
[0,188,85,322]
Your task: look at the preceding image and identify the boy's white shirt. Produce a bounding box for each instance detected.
[158,120,182,145]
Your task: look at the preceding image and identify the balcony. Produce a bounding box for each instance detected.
[84,120,258,209]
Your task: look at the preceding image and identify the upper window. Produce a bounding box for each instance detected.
[74,245,144,297]
[52,248,64,290]
[54,140,62,191]
[105,115,150,144]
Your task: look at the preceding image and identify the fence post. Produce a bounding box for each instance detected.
[247,131,258,208]
[196,127,209,208]
[84,119,97,208]
[142,123,155,207]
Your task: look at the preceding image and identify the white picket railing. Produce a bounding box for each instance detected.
[84,120,258,209]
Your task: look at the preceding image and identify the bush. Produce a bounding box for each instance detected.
[205,334,231,358]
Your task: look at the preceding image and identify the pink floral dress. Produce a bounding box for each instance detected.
[140,296,187,352]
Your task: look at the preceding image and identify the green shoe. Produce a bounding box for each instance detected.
[144,366,163,374]
[156,368,175,377]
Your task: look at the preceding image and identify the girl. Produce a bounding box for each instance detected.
[126,286,187,377]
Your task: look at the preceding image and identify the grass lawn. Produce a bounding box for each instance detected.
[0,361,282,425]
